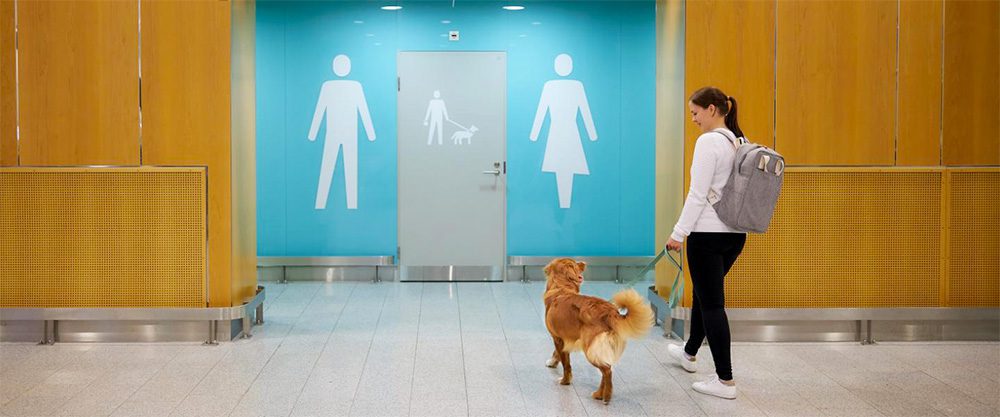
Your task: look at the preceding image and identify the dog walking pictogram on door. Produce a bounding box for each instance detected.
[397,52,507,281]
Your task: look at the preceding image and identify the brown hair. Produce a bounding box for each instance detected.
[689,86,744,138]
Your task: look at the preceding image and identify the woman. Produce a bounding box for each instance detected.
[665,86,746,399]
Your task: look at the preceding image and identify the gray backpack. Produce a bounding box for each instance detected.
[710,129,784,233]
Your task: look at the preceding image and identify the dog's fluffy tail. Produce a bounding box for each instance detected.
[583,289,655,367]
[610,288,655,340]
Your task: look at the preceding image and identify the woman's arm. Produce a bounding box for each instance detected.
[670,135,718,243]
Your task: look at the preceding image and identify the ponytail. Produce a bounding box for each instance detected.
[690,86,745,138]
[724,96,744,138]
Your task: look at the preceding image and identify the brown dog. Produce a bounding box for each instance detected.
[543,258,655,404]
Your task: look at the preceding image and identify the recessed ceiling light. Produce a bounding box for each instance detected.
[381,5,402,11]
[441,20,452,24]
[502,5,525,11]
[353,20,364,24]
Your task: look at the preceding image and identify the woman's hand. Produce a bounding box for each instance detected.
[666,238,683,252]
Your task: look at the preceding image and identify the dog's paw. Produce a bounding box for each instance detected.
[545,358,558,368]
[558,377,572,385]
[592,391,611,404]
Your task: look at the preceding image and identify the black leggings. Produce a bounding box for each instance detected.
[683,232,746,381]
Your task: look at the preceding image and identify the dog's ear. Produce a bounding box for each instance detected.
[543,261,554,276]
[576,261,587,273]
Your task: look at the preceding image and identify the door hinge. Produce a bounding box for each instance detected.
[397,77,400,92]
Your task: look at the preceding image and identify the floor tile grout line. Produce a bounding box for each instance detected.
[309,281,378,413]
[225,282,325,417]
[261,281,293,313]
[879,345,1000,411]
[0,344,100,410]
[12,351,109,417]
[285,281,360,417]
[405,282,426,417]
[520,281,543,319]
[777,345,871,413]
[172,347,240,417]
[784,345,904,416]
[447,283,472,417]
[107,343,188,417]
[345,282,392,417]
[746,345,841,416]
[881,367,989,411]
[0,350,75,410]
[914,368,998,412]
[47,346,154,417]
[495,282,542,413]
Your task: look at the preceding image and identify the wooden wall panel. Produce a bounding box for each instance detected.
[682,0,774,307]
[684,0,774,182]
[898,0,942,166]
[943,0,999,166]
[141,0,233,306]
[17,0,138,166]
[0,0,14,166]
[776,1,896,166]
[231,0,257,304]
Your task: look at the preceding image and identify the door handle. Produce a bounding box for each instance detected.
[482,161,502,176]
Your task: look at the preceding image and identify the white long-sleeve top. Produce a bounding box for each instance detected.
[670,128,744,242]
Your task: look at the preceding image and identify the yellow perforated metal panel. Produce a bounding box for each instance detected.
[0,168,206,307]
[948,170,1000,307]
[722,169,942,308]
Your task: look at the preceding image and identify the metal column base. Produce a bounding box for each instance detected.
[38,320,57,345]
[659,306,999,342]
[1,286,266,344]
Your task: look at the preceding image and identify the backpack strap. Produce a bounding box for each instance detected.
[711,128,741,150]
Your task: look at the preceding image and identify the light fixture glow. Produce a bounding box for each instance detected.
[441,20,452,24]
[502,5,525,11]
[381,5,402,10]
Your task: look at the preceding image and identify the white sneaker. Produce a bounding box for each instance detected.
[667,344,697,373]
[692,375,737,399]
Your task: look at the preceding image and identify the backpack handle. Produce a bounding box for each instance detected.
[713,129,784,177]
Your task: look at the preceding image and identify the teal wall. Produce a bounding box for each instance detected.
[257,1,656,257]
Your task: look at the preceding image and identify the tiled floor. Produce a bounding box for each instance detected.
[1,281,998,417]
